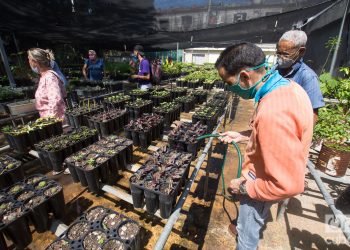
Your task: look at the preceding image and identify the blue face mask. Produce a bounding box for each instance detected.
[131,55,138,63]
[226,62,271,100]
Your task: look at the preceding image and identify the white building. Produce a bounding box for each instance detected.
[183,43,276,65]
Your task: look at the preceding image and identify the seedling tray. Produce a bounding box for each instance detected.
[0,155,24,189]
[35,127,98,172]
[64,136,133,193]
[130,147,192,218]
[44,206,140,250]
[0,175,64,249]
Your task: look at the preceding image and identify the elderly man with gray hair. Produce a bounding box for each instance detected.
[276,30,324,123]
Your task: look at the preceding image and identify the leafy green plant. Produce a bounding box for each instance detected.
[151,90,170,97]
[38,181,47,188]
[0,86,24,102]
[154,102,180,113]
[313,107,350,148]
[87,158,96,166]
[319,72,350,114]
[126,98,152,108]
[322,36,342,72]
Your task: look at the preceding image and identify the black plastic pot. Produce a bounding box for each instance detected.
[144,189,159,214]
[24,195,49,233]
[76,167,89,187]
[66,162,80,183]
[124,128,132,140]
[12,133,28,153]
[139,131,149,150]
[44,184,65,219]
[117,220,140,250]
[99,120,110,137]
[130,183,144,208]
[131,131,140,146]
[159,190,177,219]
[3,207,32,249]
[82,166,102,194]
[117,149,127,170]
[48,149,65,172]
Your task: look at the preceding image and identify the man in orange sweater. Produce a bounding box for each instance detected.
[216,42,313,249]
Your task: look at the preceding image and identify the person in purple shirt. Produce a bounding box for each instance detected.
[131,45,152,90]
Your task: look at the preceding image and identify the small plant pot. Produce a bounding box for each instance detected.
[139,131,149,150]
[1,163,24,189]
[99,120,110,138]
[130,183,144,208]
[12,133,28,153]
[43,184,65,219]
[66,220,91,241]
[75,166,89,187]
[45,238,71,250]
[102,238,126,250]
[25,174,47,186]
[316,143,350,177]
[15,189,35,202]
[24,195,49,233]
[117,220,140,250]
[159,190,177,219]
[124,128,132,140]
[82,164,104,194]
[83,229,108,250]
[73,115,82,128]
[48,149,65,172]
[85,206,109,222]
[101,212,125,231]
[144,189,159,214]
[2,207,32,249]
[131,131,140,146]
[66,162,80,183]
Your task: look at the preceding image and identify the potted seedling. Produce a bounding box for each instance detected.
[102,239,126,250]
[85,206,108,222]
[43,183,65,219]
[102,212,125,230]
[313,106,350,177]
[66,221,91,241]
[24,194,49,233]
[1,206,32,249]
[45,239,70,250]
[129,89,150,101]
[150,90,171,106]
[83,230,108,250]
[118,220,140,249]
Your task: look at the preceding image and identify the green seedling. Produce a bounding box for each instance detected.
[38,181,47,188]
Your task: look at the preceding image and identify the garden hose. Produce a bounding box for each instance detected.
[196,133,242,200]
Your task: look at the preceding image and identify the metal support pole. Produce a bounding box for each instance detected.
[307,160,350,242]
[176,43,179,62]
[330,0,350,76]
[153,104,229,250]
[0,36,16,87]
[276,198,290,221]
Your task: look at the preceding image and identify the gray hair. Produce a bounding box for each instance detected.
[279,30,307,48]
[28,48,55,67]
[88,50,96,55]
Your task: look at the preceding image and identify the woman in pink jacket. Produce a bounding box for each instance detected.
[27,48,66,120]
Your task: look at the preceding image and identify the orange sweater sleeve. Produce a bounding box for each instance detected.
[245,104,308,201]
